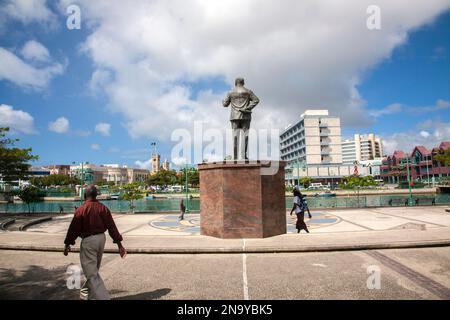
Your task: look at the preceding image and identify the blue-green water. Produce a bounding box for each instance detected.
[1,193,449,213]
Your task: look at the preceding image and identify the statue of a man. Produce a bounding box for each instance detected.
[222,78,260,160]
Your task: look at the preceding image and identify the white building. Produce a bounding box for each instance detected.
[151,153,161,175]
[280,110,342,165]
[69,163,149,185]
[342,134,384,165]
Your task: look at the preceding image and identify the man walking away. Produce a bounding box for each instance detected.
[64,185,127,300]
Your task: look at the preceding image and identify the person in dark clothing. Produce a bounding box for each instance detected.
[64,185,126,300]
[290,189,310,233]
[179,199,186,221]
[303,196,312,219]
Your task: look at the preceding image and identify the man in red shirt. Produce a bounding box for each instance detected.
[64,185,126,300]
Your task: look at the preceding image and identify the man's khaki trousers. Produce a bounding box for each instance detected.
[80,233,110,300]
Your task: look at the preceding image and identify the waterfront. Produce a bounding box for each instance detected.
[1,193,449,213]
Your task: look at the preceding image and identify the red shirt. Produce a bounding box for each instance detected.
[64,200,123,245]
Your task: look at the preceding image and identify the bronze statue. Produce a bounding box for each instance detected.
[222,78,260,160]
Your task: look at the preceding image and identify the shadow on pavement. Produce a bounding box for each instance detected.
[113,288,171,300]
[0,265,79,300]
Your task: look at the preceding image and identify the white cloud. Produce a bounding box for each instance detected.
[0,104,36,134]
[0,42,64,90]
[370,99,450,118]
[20,40,50,63]
[134,159,152,169]
[89,69,112,94]
[91,143,100,150]
[95,122,111,136]
[436,99,450,109]
[48,117,69,133]
[370,103,403,118]
[0,0,57,30]
[383,121,450,155]
[59,0,450,140]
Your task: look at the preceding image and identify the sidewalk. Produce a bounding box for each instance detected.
[1,226,450,254]
[1,206,449,254]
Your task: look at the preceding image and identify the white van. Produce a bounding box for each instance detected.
[168,185,183,193]
[308,183,324,190]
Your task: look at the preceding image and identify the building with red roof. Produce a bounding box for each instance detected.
[380,141,450,184]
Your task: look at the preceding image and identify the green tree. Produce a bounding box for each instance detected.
[178,168,199,187]
[299,177,312,189]
[342,175,378,189]
[0,127,38,184]
[120,183,143,213]
[16,186,42,213]
[434,148,450,166]
[147,170,178,187]
[30,174,80,187]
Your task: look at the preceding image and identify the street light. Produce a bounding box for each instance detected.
[184,165,196,213]
[400,157,416,206]
[185,163,189,213]
[289,159,306,188]
[72,161,89,200]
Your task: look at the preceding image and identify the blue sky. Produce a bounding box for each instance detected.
[0,1,449,169]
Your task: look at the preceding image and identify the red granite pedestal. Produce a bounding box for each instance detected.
[198,161,286,239]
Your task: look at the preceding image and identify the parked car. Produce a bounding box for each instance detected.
[308,183,324,190]
[167,185,183,193]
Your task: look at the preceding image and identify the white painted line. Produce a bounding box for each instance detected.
[242,253,249,300]
[312,263,327,268]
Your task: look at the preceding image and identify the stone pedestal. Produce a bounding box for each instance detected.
[199,161,286,239]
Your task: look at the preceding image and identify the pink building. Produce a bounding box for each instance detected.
[381,142,450,184]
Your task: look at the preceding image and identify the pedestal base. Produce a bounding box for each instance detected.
[199,161,286,239]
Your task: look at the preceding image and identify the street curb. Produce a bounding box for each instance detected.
[0,218,15,230]
[1,239,450,254]
[18,217,52,231]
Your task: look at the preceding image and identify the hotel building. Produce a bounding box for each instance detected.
[342,134,384,165]
[280,110,342,165]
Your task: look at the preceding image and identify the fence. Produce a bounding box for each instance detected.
[1,193,449,213]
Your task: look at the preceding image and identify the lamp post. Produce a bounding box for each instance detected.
[402,157,413,207]
[72,161,89,200]
[289,159,306,188]
[185,163,189,213]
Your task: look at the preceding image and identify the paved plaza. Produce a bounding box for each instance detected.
[3,205,449,236]
[1,206,450,299]
[1,247,450,300]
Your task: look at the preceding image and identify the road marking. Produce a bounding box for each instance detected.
[242,238,249,300]
[365,250,450,299]
[339,218,374,230]
[312,263,327,268]
[122,223,151,234]
[242,253,249,300]
[368,209,447,227]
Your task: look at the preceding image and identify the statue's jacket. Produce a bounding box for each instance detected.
[223,87,260,121]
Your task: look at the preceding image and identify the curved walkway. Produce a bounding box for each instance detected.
[0,206,449,253]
